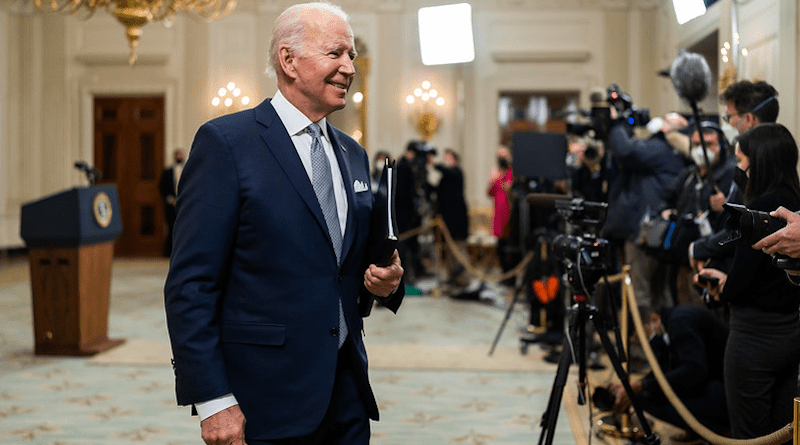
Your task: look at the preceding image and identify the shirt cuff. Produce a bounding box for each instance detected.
[195,393,238,421]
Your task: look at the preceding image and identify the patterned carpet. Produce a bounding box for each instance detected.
[0,257,577,445]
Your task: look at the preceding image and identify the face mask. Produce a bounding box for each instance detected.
[734,167,748,191]
[691,146,718,167]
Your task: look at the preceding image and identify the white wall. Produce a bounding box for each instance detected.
[2,0,797,250]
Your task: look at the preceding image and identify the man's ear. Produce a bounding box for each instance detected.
[278,46,298,80]
[742,112,757,129]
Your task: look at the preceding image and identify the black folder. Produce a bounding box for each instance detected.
[368,159,399,267]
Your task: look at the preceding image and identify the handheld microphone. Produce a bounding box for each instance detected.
[669,51,712,105]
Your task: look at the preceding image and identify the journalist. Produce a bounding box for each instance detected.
[603,107,685,316]
[695,123,800,440]
[688,79,779,271]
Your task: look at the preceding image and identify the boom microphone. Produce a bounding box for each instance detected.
[669,51,712,104]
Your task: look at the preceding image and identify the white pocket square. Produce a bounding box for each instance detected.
[354,180,370,193]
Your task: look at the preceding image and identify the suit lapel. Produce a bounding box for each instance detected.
[255,99,336,260]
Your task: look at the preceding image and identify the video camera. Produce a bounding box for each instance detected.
[607,84,651,128]
[565,84,650,142]
[720,203,800,270]
[551,199,611,283]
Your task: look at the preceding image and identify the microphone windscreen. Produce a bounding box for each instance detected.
[669,51,712,104]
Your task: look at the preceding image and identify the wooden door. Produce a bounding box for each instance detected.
[93,97,165,257]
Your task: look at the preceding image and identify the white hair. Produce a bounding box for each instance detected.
[265,2,351,77]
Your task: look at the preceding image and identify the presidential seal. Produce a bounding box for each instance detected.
[92,192,113,228]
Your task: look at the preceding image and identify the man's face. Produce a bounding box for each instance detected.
[691,131,720,154]
[288,11,355,120]
[726,101,756,134]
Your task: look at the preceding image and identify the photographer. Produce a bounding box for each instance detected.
[689,80,779,271]
[659,123,735,303]
[608,304,729,437]
[569,137,608,203]
[603,105,686,316]
[396,141,434,283]
[695,124,800,440]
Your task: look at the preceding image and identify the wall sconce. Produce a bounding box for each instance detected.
[211,82,251,115]
[719,37,748,92]
[405,80,445,140]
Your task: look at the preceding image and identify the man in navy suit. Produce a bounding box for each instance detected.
[164,3,404,444]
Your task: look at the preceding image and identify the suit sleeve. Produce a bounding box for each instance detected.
[164,121,240,406]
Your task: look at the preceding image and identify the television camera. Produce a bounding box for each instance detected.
[566,84,651,142]
[551,198,611,288]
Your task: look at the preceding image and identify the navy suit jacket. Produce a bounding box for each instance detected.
[164,98,403,440]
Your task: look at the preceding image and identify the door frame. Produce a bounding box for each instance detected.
[78,79,180,173]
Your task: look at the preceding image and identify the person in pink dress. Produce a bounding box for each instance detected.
[487,146,515,285]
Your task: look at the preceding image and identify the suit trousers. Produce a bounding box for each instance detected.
[247,339,371,445]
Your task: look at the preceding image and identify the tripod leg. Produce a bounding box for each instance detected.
[538,333,574,445]
[590,311,660,444]
[488,282,523,356]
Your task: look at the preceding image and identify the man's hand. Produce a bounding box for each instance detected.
[752,207,800,258]
[709,190,726,213]
[608,380,642,413]
[364,250,403,297]
[200,405,246,445]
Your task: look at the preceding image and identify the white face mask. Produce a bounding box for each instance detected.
[691,145,718,167]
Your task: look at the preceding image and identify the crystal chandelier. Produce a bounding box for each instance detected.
[33,0,237,65]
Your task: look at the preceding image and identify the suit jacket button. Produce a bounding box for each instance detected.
[330,328,339,337]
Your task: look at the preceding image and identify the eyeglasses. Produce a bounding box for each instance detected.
[723,113,741,124]
[723,96,777,124]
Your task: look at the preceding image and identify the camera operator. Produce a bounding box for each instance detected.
[695,124,800,440]
[659,123,735,303]
[608,304,729,437]
[688,80,779,271]
[603,103,686,317]
[397,141,434,283]
[569,136,608,203]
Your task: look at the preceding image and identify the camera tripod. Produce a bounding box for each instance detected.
[538,267,660,445]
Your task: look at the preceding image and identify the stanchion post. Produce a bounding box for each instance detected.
[431,219,442,298]
[620,264,631,435]
[794,397,800,445]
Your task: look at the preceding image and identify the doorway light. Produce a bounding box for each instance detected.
[417,3,475,66]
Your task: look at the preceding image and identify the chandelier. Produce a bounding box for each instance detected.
[33,0,237,65]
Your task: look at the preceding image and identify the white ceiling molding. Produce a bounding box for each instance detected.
[491,50,591,64]
[73,54,169,67]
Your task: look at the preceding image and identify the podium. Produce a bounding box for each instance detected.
[20,185,125,356]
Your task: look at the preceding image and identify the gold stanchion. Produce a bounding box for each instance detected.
[597,265,646,440]
[794,397,800,445]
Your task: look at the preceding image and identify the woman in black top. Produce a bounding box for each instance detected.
[697,123,800,439]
